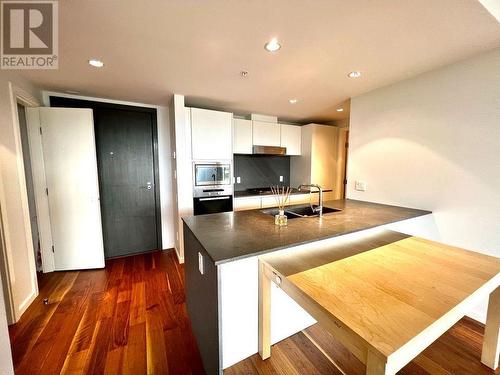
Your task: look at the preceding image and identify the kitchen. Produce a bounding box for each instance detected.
[1,1,499,375]
[171,104,349,261]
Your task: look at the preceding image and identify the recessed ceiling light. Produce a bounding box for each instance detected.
[289,99,298,104]
[348,71,361,78]
[337,108,344,112]
[88,59,104,68]
[264,38,281,52]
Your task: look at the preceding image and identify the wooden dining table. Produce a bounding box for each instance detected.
[258,230,500,374]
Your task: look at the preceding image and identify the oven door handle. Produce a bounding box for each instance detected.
[198,196,231,201]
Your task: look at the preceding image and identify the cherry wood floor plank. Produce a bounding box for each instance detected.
[145,264,170,375]
[37,277,92,375]
[176,303,206,375]
[8,271,69,348]
[164,252,185,304]
[103,347,124,375]
[304,323,365,374]
[130,280,146,326]
[14,272,87,374]
[275,335,323,375]
[85,317,113,375]
[60,349,90,375]
[123,322,147,374]
[69,291,105,354]
[290,332,343,374]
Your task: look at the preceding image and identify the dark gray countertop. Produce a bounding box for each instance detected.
[182,199,431,265]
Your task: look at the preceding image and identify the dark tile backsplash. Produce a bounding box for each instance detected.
[234,155,290,191]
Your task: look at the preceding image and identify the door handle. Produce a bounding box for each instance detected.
[199,196,231,201]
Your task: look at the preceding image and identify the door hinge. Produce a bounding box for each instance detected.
[51,245,55,253]
[345,142,349,148]
[344,179,347,185]
[45,187,49,195]
[39,127,43,135]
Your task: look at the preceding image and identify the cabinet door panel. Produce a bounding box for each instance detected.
[253,121,280,147]
[281,124,301,155]
[233,118,253,154]
[191,108,232,160]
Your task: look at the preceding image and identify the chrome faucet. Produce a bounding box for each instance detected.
[298,184,323,217]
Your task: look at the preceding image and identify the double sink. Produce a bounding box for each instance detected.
[261,204,341,219]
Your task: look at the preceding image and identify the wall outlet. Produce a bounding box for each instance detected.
[198,252,204,275]
[236,177,241,184]
[355,180,367,191]
[279,175,284,182]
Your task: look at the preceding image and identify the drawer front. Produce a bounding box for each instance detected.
[261,196,279,208]
[234,197,261,211]
[289,194,311,205]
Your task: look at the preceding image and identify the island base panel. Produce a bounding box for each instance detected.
[184,223,221,374]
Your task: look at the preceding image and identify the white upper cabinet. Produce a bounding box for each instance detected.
[252,121,281,147]
[191,108,233,160]
[233,118,253,154]
[280,124,301,155]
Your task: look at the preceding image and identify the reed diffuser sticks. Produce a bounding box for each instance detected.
[270,185,291,212]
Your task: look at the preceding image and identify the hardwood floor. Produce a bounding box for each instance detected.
[8,250,204,375]
[226,317,500,375]
[9,250,499,375]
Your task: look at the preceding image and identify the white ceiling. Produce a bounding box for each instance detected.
[18,0,500,123]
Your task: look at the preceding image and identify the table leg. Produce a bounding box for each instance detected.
[481,287,500,370]
[366,350,393,375]
[258,260,271,360]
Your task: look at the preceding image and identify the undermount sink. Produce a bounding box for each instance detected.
[261,204,341,219]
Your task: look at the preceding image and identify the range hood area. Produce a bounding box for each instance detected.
[252,145,287,155]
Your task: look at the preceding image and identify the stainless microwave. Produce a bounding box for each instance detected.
[193,162,233,197]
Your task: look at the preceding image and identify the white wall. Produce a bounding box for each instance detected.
[347,48,500,322]
[169,95,193,262]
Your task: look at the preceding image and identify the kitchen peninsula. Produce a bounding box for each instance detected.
[182,199,431,374]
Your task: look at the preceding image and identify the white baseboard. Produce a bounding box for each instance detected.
[174,246,184,264]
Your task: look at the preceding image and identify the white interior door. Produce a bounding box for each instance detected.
[39,107,104,270]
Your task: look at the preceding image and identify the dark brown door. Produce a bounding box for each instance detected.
[96,108,158,257]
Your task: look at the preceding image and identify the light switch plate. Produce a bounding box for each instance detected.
[279,175,283,182]
[198,252,204,275]
[236,177,241,184]
[355,180,367,191]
